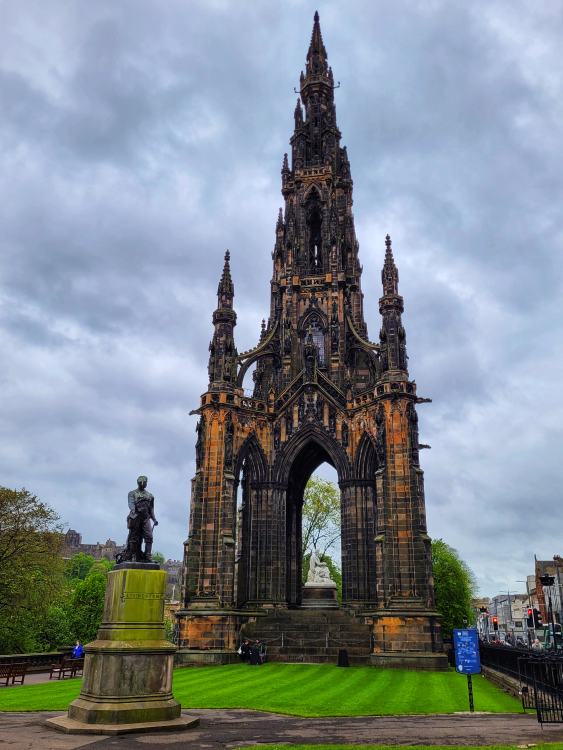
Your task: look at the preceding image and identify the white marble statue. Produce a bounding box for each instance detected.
[306,549,335,586]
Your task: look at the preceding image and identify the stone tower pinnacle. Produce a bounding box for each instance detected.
[379,235,408,376]
[207,251,237,388]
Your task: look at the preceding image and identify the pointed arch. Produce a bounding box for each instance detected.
[272,422,351,486]
[234,431,268,483]
[354,431,378,479]
[233,431,270,607]
[303,186,324,273]
[299,308,328,366]
[299,307,328,332]
[237,351,268,389]
[303,183,323,201]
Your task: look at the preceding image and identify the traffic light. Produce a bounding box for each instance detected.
[527,608,534,627]
[492,616,499,631]
[533,608,543,628]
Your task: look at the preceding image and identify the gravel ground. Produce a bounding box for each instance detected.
[1,709,563,750]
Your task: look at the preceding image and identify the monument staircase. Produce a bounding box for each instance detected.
[240,608,373,665]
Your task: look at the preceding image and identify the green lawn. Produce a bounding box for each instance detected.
[0,663,522,717]
[243,746,563,750]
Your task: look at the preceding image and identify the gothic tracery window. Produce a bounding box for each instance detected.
[304,317,325,366]
[307,202,322,272]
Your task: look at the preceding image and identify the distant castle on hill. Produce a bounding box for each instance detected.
[62,529,182,602]
[62,529,121,561]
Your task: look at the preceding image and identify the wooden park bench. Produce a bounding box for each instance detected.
[0,663,12,687]
[71,657,84,676]
[9,662,27,685]
[49,655,84,680]
[0,662,28,686]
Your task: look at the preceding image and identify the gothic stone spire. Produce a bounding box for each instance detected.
[217,249,234,306]
[292,12,341,172]
[208,251,237,388]
[305,10,328,80]
[379,234,408,375]
[382,233,399,295]
[260,10,367,391]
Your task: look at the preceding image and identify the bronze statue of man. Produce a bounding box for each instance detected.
[124,475,158,562]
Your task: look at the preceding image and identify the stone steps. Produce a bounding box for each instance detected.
[246,624,369,633]
[240,607,372,665]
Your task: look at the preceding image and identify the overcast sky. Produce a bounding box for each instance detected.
[1,0,562,598]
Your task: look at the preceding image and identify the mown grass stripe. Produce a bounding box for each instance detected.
[242,745,563,750]
[0,663,523,717]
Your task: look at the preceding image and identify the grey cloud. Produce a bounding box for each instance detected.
[1,0,562,592]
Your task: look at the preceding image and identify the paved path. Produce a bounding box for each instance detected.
[11,671,60,685]
[2,709,563,750]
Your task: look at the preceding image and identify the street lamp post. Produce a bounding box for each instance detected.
[507,589,514,643]
[539,573,556,651]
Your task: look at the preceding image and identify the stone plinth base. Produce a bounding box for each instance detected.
[302,585,338,608]
[46,715,199,735]
[176,608,263,651]
[369,652,448,670]
[364,608,447,671]
[175,648,240,666]
[47,567,196,734]
[114,561,161,571]
[67,691,180,725]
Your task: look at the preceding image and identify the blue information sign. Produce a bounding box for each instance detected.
[453,628,481,675]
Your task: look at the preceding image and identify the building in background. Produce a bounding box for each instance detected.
[490,592,529,642]
[473,557,562,645]
[526,574,538,609]
[473,597,491,640]
[62,529,121,561]
[473,596,491,613]
[163,559,182,602]
[535,556,563,625]
[62,532,183,605]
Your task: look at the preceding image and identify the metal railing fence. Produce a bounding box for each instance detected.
[480,643,563,724]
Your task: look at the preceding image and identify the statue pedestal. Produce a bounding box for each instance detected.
[47,566,198,735]
[302,582,338,608]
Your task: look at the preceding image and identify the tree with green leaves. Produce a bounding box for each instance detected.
[0,486,65,653]
[301,476,340,557]
[34,604,74,652]
[67,568,109,644]
[431,538,476,638]
[90,557,114,574]
[301,476,342,600]
[64,552,96,581]
[36,554,115,651]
